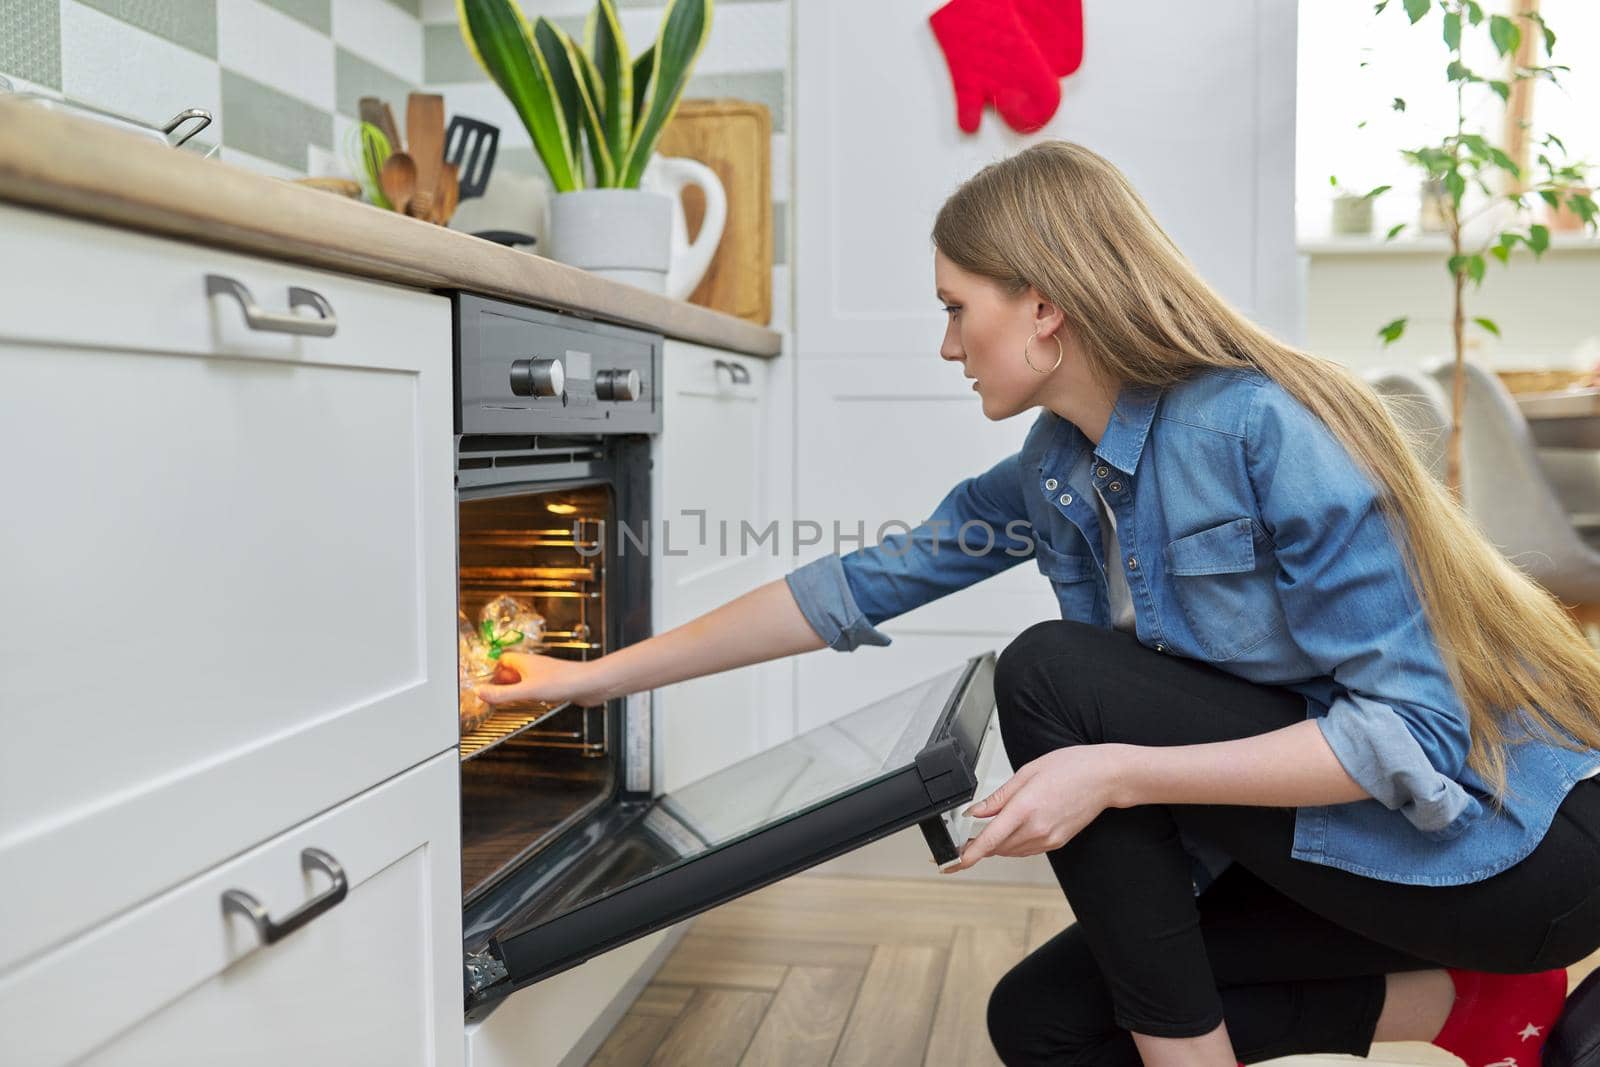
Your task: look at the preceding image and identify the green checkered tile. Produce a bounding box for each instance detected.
[222,69,333,172]
[77,0,217,59]
[0,0,61,89]
[336,45,417,121]
[259,0,331,36]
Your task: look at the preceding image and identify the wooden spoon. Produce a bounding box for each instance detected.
[433,162,460,226]
[379,152,417,216]
[406,92,445,223]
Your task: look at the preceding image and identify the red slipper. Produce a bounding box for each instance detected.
[1432,967,1568,1066]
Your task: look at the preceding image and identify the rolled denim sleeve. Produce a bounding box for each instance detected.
[1246,383,1482,839]
[784,553,894,651]
[782,451,1036,652]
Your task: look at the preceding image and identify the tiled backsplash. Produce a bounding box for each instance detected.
[3,0,791,325]
[2,0,424,175]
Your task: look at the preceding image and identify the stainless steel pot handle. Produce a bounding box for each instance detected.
[713,358,750,386]
[206,274,338,338]
[221,847,349,946]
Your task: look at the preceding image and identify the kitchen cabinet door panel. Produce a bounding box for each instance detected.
[0,206,457,973]
[652,339,781,791]
[0,752,463,1067]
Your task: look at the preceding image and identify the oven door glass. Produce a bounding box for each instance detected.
[467,651,998,1013]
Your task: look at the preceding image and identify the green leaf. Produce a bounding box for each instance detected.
[1442,10,1460,49]
[1444,169,1466,206]
[631,44,655,133]
[1403,0,1430,24]
[531,17,585,171]
[1468,254,1486,286]
[1489,243,1510,264]
[1365,184,1392,200]
[1378,317,1408,345]
[536,17,615,187]
[1533,13,1556,56]
[1385,222,1407,241]
[1539,188,1562,208]
[1489,14,1521,57]
[1464,0,1484,25]
[584,0,634,176]
[1446,59,1473,82]
[458,0,580,191]
[1329,173,1339,187]
[570,47,615,184]
[1528,223,1550,254]
[1571,194,1599,228]
[1392,96,1407,112]
[1447,253,1470,277]
[618,0,713,189]
[1374,0,1390,12]
[1473,317,1501,337]
[1488,80,1510,103]
[1486,146,1519,176]
[1546,132,1567,155]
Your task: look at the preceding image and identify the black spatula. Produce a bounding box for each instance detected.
[444,115,500,201]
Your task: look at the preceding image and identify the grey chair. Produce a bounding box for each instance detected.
[1426,358,1600,605]
[1365,367,1451,484]
[1537,448,1600,544]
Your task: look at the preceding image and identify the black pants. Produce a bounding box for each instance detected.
[985,620,1600,1065]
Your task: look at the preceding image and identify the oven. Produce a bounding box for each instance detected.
[453,294,1003,1023]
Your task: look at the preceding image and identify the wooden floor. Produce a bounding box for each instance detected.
[584,872,1600,1067]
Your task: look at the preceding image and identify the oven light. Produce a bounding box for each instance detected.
[545,502,578,515]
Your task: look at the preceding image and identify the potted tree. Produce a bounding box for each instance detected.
[1369,0,1595,494]
[459,0,721,293]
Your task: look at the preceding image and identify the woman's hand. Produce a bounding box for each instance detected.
[939,745,1122,874]
[475,651,612,708]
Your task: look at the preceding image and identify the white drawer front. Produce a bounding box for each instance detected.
[0,751,463,1067]
[0,206,458,970]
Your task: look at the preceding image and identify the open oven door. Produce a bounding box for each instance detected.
[463,651,1000,1018]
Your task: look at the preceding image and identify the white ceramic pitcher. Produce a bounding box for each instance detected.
[643,156,727,301]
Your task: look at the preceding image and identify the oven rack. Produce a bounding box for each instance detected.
[459,528,603,550]
[460,701,573,760]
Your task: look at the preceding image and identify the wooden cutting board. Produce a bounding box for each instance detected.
[656,98,773,326]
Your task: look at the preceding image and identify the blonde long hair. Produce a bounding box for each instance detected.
[933,140,1600,804]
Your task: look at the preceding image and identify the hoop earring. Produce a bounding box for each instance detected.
[1024,328,1064,374]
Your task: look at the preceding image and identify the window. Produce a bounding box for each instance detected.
[1296,0,1598,240]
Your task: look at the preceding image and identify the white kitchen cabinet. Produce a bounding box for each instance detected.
[0,204,458,973]
[651,339,783,791]
[0,750,463,1067]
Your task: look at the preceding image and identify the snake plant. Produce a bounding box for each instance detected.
[457,0,713,192]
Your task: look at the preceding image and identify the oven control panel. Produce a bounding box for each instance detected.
[454,294,663,436]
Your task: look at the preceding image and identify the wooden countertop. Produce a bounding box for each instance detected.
[0,97,782,359]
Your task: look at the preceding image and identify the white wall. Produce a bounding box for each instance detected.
[780,0,1300,743]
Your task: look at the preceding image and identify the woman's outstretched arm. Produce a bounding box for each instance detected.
[476,576,824,706]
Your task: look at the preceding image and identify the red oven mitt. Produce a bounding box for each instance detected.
[929,0,1060,134]
[1013,0,1084,77]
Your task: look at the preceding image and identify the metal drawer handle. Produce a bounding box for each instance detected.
[713,358,750,386]
[206,274,338,338]
[221,847,349,946]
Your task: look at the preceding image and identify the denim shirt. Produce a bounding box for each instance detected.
[784,367,1600,891]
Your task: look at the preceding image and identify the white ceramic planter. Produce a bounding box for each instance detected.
[545,157,727,297]
[547,187,674,293]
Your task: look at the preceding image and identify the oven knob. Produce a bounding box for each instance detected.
[509,357,564,398]
[595,368,641,402]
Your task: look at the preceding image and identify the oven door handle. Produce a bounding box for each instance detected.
[221,847,349,946]
[206,274,339,338]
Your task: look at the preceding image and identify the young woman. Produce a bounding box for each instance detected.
[476,141,1600,1066]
